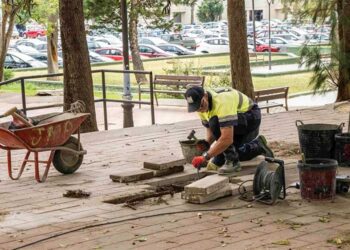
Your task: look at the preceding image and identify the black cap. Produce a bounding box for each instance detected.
[184,86,205,112]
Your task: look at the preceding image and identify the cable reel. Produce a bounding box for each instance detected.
[253,157,286,205]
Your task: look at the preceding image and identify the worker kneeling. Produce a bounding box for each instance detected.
[185,86,274,174]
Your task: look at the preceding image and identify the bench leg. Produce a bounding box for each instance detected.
[267,100,270,114]
[155,92,159,106]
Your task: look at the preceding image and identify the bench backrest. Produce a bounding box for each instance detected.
[154,75,205,88]
[254,87,289,102]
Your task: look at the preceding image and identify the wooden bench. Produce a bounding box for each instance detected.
[254,87,289,113]
[249,52,264,62]
[138,75,205,107]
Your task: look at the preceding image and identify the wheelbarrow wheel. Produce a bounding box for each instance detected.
[53,136,83,174]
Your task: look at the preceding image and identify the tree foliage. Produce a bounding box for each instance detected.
[197,0,224,23]
[0,0,34,80]
[283,0,350,101]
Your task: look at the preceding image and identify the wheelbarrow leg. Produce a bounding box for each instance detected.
[34,151,55,183]
[7,150,30,180]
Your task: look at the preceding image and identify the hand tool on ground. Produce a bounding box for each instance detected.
[192,156,207,179]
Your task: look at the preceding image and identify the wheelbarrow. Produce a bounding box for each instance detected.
[0,111,90,183]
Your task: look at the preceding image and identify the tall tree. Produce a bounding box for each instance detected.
[31,0,59,78]
[227,0,254,98]
[197,0,224,23]
[59,0,98,132]
[0,0,33,80]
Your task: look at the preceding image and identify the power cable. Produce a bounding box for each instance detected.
[13,203,253,250]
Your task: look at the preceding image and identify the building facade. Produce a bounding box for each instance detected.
[170,0,286,25]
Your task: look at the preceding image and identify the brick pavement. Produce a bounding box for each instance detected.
[0,102,349,249]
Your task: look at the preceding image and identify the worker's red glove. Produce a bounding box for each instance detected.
[192,156,207,169]
[195,140,210,152]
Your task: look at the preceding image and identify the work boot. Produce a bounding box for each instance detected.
[206,161,220,171]
[218,160,241,174]
[257,135,274,158]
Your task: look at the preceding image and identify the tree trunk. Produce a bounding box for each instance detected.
[337,0,350,101]
[59,0,98,132]
[47,13,59,80]
[227,0,254,98]
[0,3,17,81]
[190,3,195,24]
[129,0,147,84]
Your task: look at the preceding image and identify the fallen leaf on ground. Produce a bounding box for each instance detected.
[319,216,331,223]
[272,239,290,245]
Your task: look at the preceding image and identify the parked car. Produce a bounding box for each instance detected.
[87,40,109,50]
[260,37,300,52]
[157,44,196,56]
[248,38,280,52]
[138,37,168,46]
[89,51,115,63]
[196,38,230,54]
[5,51,47,68]
[13,45,41,56]
[23,28,46,38]
[15,39,47,52]
[95,47,124,61]
[273,33,304,45]
[29,52,63,66]
[160,34,196,50]
[91,35,122,47]
[308,33,330,45]
[138,44,175,58]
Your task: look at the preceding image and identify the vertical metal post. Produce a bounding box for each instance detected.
[268,0,272,70]
[121,0,134,128]
[149,72,155,125]
[101,71,108,131]
[252,0,256,52]
[20,79,27,115]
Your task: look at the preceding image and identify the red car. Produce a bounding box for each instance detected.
[23,29,46,38]
[248,39,280,52]
[95,48,125,61]
[255,43,280,52]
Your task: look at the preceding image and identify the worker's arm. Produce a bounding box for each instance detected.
[206,128,215,145]
[206,126,233,158]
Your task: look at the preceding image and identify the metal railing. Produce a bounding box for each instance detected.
[0,69,155,130]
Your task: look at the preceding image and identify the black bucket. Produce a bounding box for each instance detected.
[296,120,344,159]
[298,158,338,200]
[335,133,350,167]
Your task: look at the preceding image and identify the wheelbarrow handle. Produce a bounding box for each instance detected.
[0,107,18,118]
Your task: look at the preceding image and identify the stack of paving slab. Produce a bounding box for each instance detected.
[110,159,186,183]
[182,174,232,204]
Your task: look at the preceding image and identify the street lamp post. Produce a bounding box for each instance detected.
[120,0,134,128]
[252,0,256,52]
[267,0,272,70]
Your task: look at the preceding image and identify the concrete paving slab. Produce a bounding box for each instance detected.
[184,175,229,195]
[110,169,154,183]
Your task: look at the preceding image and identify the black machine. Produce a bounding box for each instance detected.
[336,175,350,194]
[253,157,286,205]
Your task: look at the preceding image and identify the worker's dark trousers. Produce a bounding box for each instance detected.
[209,104,263,166]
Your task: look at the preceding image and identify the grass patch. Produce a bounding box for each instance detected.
[3,53,313,97]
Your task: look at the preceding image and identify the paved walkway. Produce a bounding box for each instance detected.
[0,96,349,249]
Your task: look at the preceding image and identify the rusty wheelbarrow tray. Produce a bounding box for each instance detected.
[0,112,89,183]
